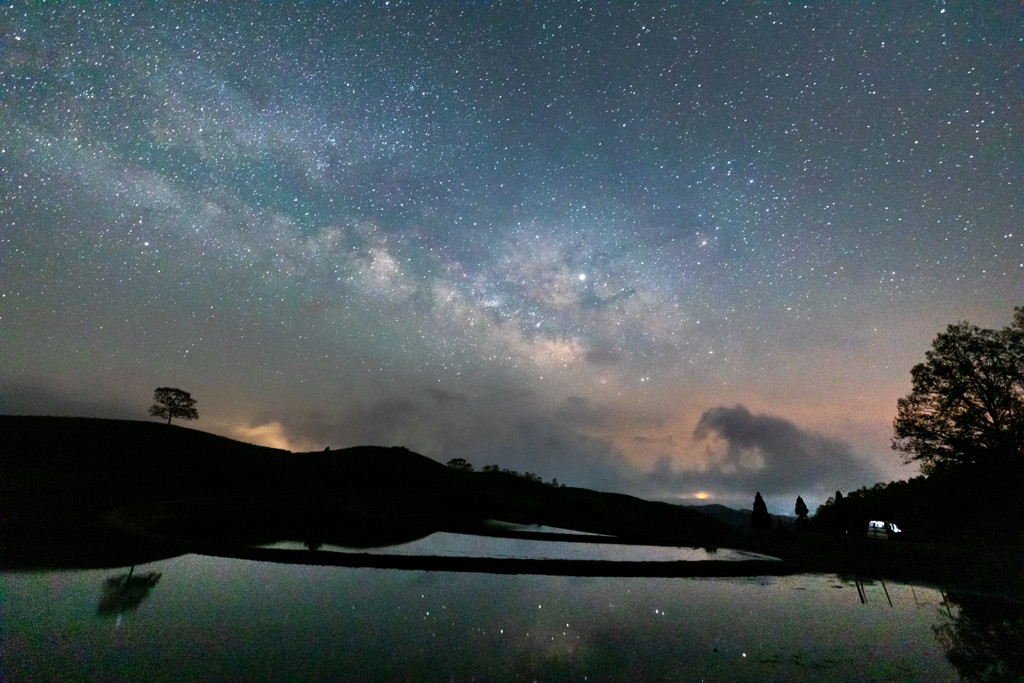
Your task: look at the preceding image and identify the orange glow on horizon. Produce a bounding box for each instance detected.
[232,421,305,452]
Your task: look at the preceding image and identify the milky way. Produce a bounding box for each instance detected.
[2,2,1020,512]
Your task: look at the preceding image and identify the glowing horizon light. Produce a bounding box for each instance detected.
[695,492,710,500]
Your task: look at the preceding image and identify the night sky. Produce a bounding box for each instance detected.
[2,2,1020,513]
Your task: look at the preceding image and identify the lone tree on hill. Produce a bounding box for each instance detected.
[892,306,1024,475]
[148,387,198,425]
[445,458,474,472]
[751,492,772,531]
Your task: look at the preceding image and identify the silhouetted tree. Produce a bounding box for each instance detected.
[809,495,835,532]
[445,458,474,471]
[893,306,1024,475]
[147,387,198,425]
[794,496,809,524]
[751,492,772,531]
[832,490,847,535]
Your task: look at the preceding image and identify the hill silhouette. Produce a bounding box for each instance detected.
[0,415,732,570]
[685,504,756,529]
[4,416,1021,591]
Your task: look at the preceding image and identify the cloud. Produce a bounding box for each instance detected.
[268,389,634,492]
[231,422,305,451]
[552,396,609,428]
[242,396,883,506]
[643,404,880,499]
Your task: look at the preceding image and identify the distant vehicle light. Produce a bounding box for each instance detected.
[868,520,901,538]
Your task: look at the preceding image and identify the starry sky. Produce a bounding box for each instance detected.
[1,2,1020,513]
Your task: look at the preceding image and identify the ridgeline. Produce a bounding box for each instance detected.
[0,415,731,571]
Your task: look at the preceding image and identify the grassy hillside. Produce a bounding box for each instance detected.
[0,415,732,569]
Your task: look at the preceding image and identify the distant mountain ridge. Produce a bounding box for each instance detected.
[685,504,797,530]
[684,504,753,529]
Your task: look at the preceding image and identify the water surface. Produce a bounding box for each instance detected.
[264,530,777,562]
[2,553,964,682]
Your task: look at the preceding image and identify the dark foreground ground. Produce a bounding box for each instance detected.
[1,416,1020,594]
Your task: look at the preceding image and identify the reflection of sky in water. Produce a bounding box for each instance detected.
[264,532,778,561]
[2,554,959,681]
[481,521,611,536]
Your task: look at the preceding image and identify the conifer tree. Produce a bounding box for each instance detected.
[832,490,847,535]
[795,496,809,521]
[751,492,772,531]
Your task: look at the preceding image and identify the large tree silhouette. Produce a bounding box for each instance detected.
[893,306,1023,474]
[148,387,198,425]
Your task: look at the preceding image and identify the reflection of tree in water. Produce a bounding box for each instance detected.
[934,591,1024,683]
[96,566,162,617]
